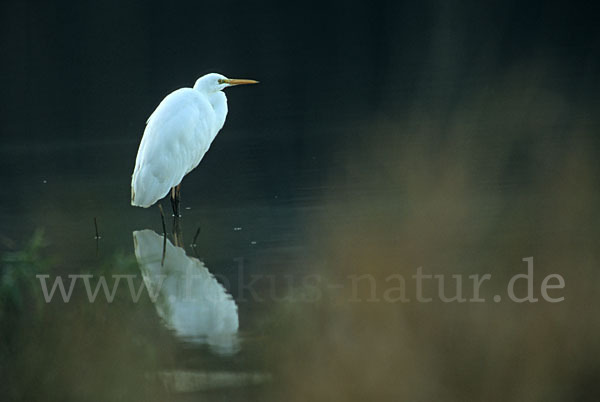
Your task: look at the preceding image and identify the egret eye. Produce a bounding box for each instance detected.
[218,79,225,84]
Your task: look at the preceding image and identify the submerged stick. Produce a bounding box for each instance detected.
[192,226,201,247]
[94,217,100,257]
[94,217,100,239]
[191,226,201,258]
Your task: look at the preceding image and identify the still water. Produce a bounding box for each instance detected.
[2,99,599,400]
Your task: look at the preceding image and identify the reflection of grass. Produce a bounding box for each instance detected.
[0,231,177,402]
[262,68,600,401]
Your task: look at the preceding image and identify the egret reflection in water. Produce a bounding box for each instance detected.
[133,229,239,355]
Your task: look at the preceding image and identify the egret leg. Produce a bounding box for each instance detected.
[172,215,183,248]
[170,184,182,217]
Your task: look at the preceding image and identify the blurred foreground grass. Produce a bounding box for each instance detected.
[263,67,600,401]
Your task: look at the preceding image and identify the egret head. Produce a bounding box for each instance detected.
[193,73,258,93]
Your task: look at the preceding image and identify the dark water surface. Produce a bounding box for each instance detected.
[1,1,600,401]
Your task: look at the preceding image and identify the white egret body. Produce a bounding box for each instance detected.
[131,73,257,210]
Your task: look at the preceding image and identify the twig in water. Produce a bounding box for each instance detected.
[192,226,201,247]
[191,226,201,258]
[94,217,100,257]
[94,217,100,239]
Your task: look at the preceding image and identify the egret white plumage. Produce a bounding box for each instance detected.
[131,73,258,215]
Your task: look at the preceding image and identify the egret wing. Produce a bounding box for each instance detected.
[131,89,215,207]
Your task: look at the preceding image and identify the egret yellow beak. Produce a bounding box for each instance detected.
[224,78,259,86]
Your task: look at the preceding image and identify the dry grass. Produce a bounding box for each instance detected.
[263,66,600,401]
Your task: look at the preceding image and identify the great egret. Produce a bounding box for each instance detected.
[131,73,258,215]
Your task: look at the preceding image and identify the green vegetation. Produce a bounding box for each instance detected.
[0,231,175,402]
